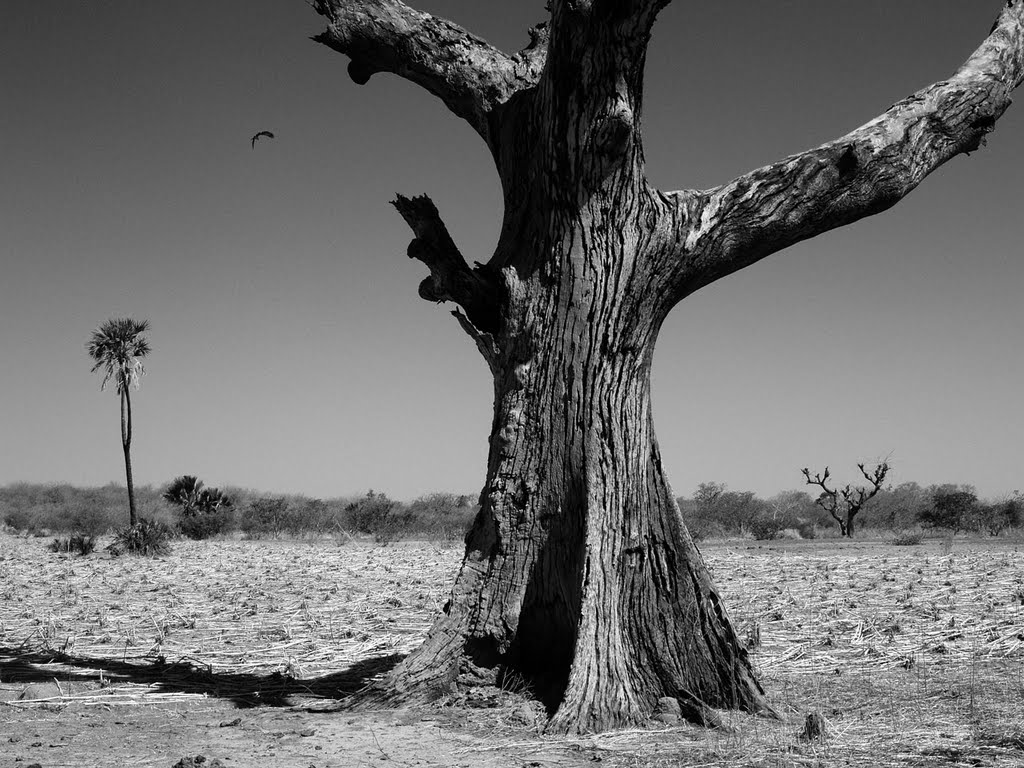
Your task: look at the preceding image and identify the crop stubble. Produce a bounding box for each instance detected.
[1,535,1022,765]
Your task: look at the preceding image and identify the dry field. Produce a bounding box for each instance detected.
[1,533,1023,767]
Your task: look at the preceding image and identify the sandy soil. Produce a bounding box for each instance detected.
[1,697,597,768]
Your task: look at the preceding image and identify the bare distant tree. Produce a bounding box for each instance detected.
[802,462,890,537]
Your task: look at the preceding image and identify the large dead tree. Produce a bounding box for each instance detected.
[307,1,1024,733]
[802,462,890,537]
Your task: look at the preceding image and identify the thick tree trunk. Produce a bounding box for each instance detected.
[122,388,137,527]
[369,191,770,732]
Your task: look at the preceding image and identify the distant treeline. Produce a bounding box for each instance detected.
[678,482,1022,540]
[0,482,477,543]
[1,480,1020,543]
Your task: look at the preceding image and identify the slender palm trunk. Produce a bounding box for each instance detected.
[121,387,137,526]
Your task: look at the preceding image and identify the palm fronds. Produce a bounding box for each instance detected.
[86,318,151,393]
[163,476,205,515]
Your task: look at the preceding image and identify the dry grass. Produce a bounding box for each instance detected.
[1,534,1022,766]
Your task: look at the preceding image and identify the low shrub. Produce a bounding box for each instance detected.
[287,498,332,535]
[108,518,173,557]
[3,503,62,534]
[749,516,786,541]
[49,534,97,555]
[338,491,478,544]
[344,490,400,535]
[919,487,978,533]
[684,517,727,542]
[237,496,350,539]
[976,499,1022,536]
[890,530,924,546]
[0,483,168,534]
[164,476,235,540]
[794,521,818,540]
[372,506,417,545]
[67,505,119,537]
[178,507,235,540]
[404,493,477,541]
[239,497,291,539]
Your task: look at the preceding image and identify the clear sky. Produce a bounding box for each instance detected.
[2,2,1021,502]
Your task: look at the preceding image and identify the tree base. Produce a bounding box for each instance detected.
[344,674,777,734]
[341,617,779,734]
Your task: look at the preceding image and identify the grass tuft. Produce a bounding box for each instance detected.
[107,518,173,557]
[890,530,924,546]
[49,533,97,556]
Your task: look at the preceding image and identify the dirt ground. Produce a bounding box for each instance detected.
[1,695,601,768]
[2,535,1023,767]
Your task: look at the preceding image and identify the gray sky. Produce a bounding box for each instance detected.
[2,2,1021,501]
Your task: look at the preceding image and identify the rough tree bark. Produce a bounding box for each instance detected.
[308,0,1024,733]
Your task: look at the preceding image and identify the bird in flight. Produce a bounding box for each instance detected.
[251,131,275,149]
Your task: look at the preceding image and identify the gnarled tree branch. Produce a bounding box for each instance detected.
[311,0,547,144]
[803,461,890,537]
[802,467,842,530]
[393,194,504,334]
[845,462,890,511]
[667,0,1024,297]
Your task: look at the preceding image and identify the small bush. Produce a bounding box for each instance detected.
[975,499,1022,536]
[0,484,169,534]
[49,534,97,555]
[684,517,727,542]
[108,518,173,557]
[239,497,291,539]
[775,528,803,541]
[344,490,400,535]
[67,505,119,537]
[164,476,235,540]
[404,493,477,541]
[794,521,818,540]
[372,506,417,545]
[3,503,62,534]
[890,530,924,546]
[919,487,978,533]
[286,498,335,536]
[178,507,235,540]
[749,516,785,541]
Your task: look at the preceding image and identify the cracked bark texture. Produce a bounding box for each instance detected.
[309,0,1024,733]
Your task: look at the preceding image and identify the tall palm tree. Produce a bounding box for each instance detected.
[86,318,151,526]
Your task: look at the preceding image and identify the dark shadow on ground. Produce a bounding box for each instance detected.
[0,645,404,708]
